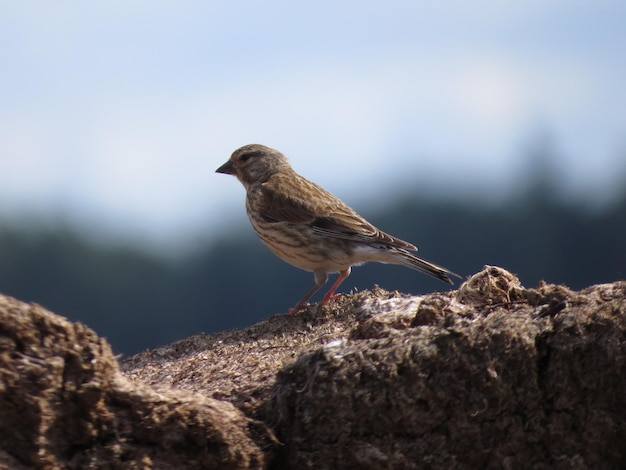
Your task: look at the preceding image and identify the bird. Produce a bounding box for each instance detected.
[216,144,460,312]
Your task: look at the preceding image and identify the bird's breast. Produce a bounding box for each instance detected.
[247,212,361,273]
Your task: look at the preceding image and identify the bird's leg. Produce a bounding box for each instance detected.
[290,271,329,313]
[322,267,352,305]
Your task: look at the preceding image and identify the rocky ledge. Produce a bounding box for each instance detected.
[1,267,625,468]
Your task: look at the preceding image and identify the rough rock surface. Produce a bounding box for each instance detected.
[0,296,264,469]
[1,266,626,468]
[268,269,626,468]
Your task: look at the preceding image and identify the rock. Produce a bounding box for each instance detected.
[2,266,625,468]
[0,295,264,469]
[268,267,626,468]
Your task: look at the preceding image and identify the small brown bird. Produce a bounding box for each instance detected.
[216,144,460,312]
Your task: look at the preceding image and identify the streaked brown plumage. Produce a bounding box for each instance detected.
[216,144,460,312]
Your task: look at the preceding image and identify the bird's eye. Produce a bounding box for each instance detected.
[239,150,262,163]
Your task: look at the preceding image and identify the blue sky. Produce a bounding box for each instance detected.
[1,1,625,250]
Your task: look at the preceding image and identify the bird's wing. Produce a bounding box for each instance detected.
[256,173,417,250]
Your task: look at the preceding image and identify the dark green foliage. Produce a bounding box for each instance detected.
[0,191,624,356]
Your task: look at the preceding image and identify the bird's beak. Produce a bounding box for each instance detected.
[216,160,236,175]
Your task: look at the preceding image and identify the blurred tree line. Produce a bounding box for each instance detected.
[1,177,624,356]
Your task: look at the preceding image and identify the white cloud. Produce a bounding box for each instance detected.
[452,59,528,128]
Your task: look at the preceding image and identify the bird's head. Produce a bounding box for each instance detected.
[216,144,291,188]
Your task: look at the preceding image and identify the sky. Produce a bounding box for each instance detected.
[1,1,625,251]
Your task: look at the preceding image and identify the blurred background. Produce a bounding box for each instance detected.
[1,1,624,356]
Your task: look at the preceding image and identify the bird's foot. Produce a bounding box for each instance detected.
[322,293,343,305]
[289,293,343,313]
[288,304,308,314]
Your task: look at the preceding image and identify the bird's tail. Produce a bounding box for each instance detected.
[389,249,461,285]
